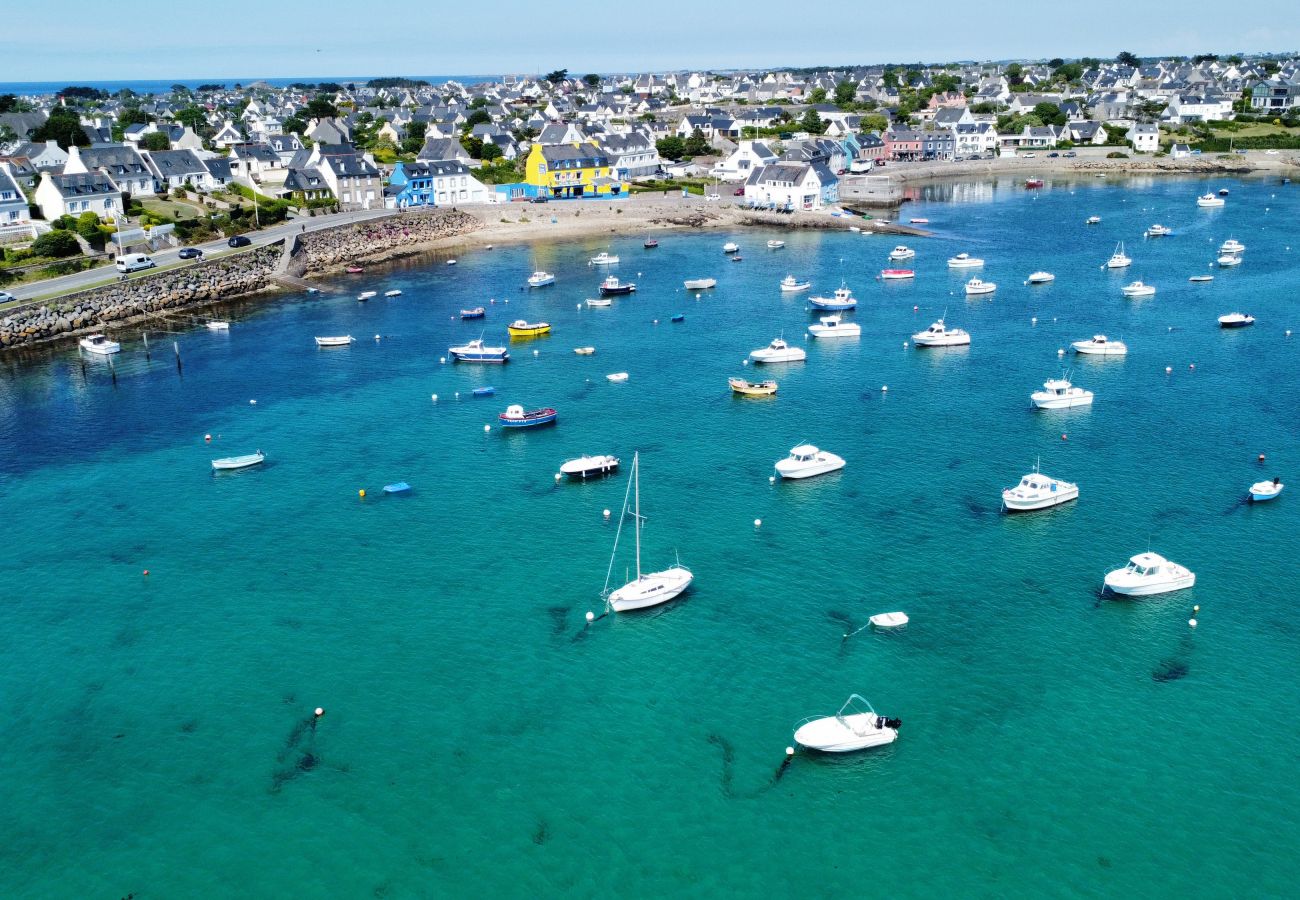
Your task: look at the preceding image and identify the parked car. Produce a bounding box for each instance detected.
[227,235,252,248]
[733,187,744,196]
[1022,152,1036,158]
[0,290,17,304]
[529,195,549,203]
[1064,151,1078,158]
[178,247,203,260]
[1048,152,1060,158]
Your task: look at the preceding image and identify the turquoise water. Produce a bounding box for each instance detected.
[3,174,1300,898]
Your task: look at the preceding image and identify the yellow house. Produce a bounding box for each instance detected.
[524,142,624,198]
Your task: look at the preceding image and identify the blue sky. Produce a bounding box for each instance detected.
[2,0,1298,82]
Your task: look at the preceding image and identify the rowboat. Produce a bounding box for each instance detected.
[586,297,613,308]
[346,266,363,274]
[729,377,777,396]
[206,321,230,331]
[315,335,354,347]
[683,278,716,290]
[461,307,486,319]
[383,481,411,494]
[357,291,377,301]
[212,451,265,471]
[606,372,629,383]
[498,404,557,428]
[471,386,496,397]
[573,346,595,355]
[880,268,915,280]
[384,290,401,297]
[507,319,551,338]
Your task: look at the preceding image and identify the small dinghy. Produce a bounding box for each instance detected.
[793,694,901,753]
[461,307,486,319]
[869,611,909,630]
[606,372,629,383]
[586,297,613,308]
[560,455,620,479]
[472,386,496,397]
[767,240,785,250]
[212,451,265,471]
[644,239,659,249]
[446,259,457,266]
[1189,275,1214,283]
[683,278,716,290]
[358,291,377,301]
[383,481,411,494]
[670,314,685,323]
[573,346,595,355]
[1250,478,1283,502]
[346,266,364,274]
[315,335,354,347]
[384,290,402,297]
[206,321,230,331]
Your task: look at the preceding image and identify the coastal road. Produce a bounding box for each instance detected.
[6,207,398,305]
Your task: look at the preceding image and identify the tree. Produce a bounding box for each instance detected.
[464,109,491,130]
[583,73,601,87]
[76,211,105,249]
[1116,51,1141,67]
[0,93,16,113]
[170,84,190,95]
[175,106,207,132]
[31,229,82,258]
[1048,58,1065,69]
[544,69,568,84]
[1005,63,1024,86]
[401,120,427,155]
[683,127,710,157]
[1053,62,1083,83]
[282,115,307,135]
[480,142,503,162]
[305,96,338,119]
[834,81,857,108]
[118,106,153,127]
[808,87,827,104]
[798,108,825,135]
[142,131,170,151]
[1032,102,1067,127]
[655,135,686,161]
[861,114,888,133]
[0,124,16,145]
[32,107,89,149]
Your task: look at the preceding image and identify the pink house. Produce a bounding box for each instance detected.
[883,129,924,161]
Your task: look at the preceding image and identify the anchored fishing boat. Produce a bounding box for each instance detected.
[729,377,778,396]
[498,404,557,428]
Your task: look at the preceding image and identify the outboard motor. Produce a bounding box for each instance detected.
[884,717,902,730]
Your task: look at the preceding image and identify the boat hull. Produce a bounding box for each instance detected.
[808,325,860,338]
[1250,483,1283,501]
[498,409,557,428]
[683,279,716,290]
[212,453,265,471]
[1071,343,1126,355]
[750,351,806,363]
[508,325,551,337]
[561,456,620,479]
[913,335,970,347]
[729,378,777,396]
[1031,394,1094,409]
[780,282,811,292]
[608,567,693,611]
[451,352,509,363]
[794,713,898,752]
[775,456,845,479]
[599,285,636,296]
[1002,485,1079,511]
[1104,572,1195,596]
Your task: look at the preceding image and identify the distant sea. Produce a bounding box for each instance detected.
[0,75,495,96]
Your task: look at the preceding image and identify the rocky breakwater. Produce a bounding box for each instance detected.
[0,244,281,349]
[293,209,483,276]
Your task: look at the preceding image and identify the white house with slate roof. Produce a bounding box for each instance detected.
[63,144,153,196]
[0,166,28,223]
[742,162,832,210]
[35,171,121,220]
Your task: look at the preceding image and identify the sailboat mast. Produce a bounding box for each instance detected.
[633,453,642,579]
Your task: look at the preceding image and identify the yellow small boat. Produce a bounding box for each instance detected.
[729,377,778,396]
[508,319,551,338]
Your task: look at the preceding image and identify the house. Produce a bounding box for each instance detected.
[212,121,244,149]
[0,165,28,223]
[416,137,473,165]
[266,133,305,166]
[713,139,778,181]
[34,170,121,221]
[883,129,924,160]
[933,107,973,130]
[0,156,39,189]
[1249,79,1300,113]
[231,143,285,185]
[63,144,153,196]
[742,162,835,211]
[1065,121,1109,146]
[11,140,68,170]
[856,131,886,162]
[524,142,624,198]
[280,166,332,203]
[1126,123,1159,153]
[1163,94,1234,124]
[143,149,211,192]
[954,122,997,156]
[386,160,488,208]
[1170,143,1194,159]
[203,157,235,188]
[311,145,382,208]
[305,117,351,145]
[597,131,661,179]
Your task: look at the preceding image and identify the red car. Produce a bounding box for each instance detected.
[733,187,744,196]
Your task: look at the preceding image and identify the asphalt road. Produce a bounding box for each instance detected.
[6,207,397,304]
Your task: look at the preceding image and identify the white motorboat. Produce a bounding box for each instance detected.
[965,277,996,296]
[888,245,915,260]
[1218,312,1255,328]
[573,346,596,355]
[1196,192,1225,208]
[1071,334,1127,356]
[384,290,402,297]
[749,338,806,363]
[448,338,510,363]
[606,372,629,383]
[767,239,785,250]
[211,451,265,471]
[527,271,556,287]
[808,314,860,339]
[723,242,740,254]
[1219,239,1246,254]
[780,274,811,292]
[1145,224,1172,237]
[1121,280,1156,298]
[315,335,354,347]
[1026,271,1055,284]
[206,321,230,331]
[1031,376,1093,409]
[560,454,620,479]
[1106,242,1132,268]
[357,290,377,300]
[589,252,619,266]
[1217,253,1242,267]
[1086,215,1101,225]
[1002,463,1079,512]
[947,252,984,268]
[79,333,121,355]
[793,694,900,753]
[1250,478,1283,502]
[1104,552,1195,596]
[912,318,970,347]
[603,452,693,612]
[1189,275,1214,283]
[586,297,613,308]
[774,444,845,479]
[808,285,857,310]
[683,278,717,290]
[869,612,909,630]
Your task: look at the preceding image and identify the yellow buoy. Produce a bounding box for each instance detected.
[358,489,366,498]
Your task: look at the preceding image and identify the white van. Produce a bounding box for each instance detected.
[115,253,156,273]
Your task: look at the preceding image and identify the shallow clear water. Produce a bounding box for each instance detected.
[3,174,1299,898]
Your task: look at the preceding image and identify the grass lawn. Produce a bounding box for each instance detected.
[140,198,209,222]
[1,258,110,293]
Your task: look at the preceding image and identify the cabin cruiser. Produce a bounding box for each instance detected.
[1071,335,1127,356]
[1106,242,1132,268]
[527,271,555,287]
[1250,478,1284,502]
[808,314,860,338]
[1145,224,1172,237]
[793,694,900,753]
[888,245,915,260]
[774,444,845,479]
[589,252,619,265]
[1121,280,1156,297]
[965,277,996,296]
[750,338,806,363]
[911,318,970,347]
[780,274,811,292]
[1002,467,1079,512]
[1219,239,1246,254]
[449,338,510,363]
[1217,251,1242,267]
[723,242,740,254]
[808,285,857,310]
[560,455,620,479]
[1218,312,1255,328]
[598,276,636,295]
[1026,271,1055,284]
[947,252,984,268]
[1103,552,1195,596]
[1030,376,1093,409]
[79,333,121,355]
[1086,215,1101,225]
[1196,192,1225,208]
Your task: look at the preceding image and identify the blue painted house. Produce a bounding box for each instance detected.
[386,160,488,208]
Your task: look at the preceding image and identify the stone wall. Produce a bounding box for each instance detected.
[0,244,281,348]
[290,209,483,276]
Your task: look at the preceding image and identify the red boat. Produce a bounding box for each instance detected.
[346,265,364,273]
[1025,179,1044,189]
[879,269,915,280]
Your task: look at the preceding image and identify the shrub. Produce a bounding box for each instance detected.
[30,229,82,258]
[1106,151,1129,159]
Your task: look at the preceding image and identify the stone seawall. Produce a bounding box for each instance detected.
[291,209,484,276]
[0,244,282,349]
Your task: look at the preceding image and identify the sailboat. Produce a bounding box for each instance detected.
[603,452,693,612]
